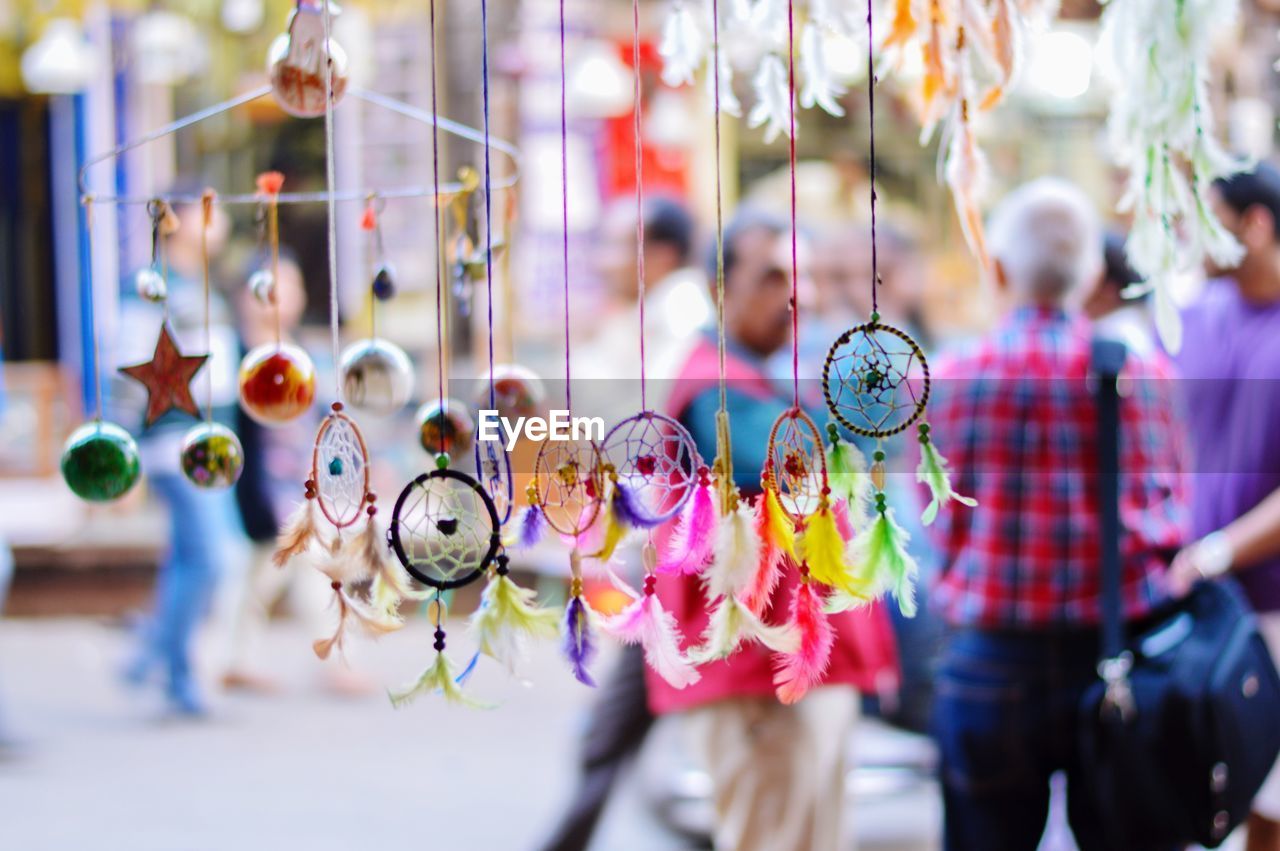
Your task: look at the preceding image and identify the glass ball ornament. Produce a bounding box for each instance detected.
[180,422,245,489]
[135,267,167,303]
[238,342,317,426]
[474,364,545,420]
[339,338,414,416]
[266,2,349,118]
[248,268,275,305]
[416,399,475,457]
[61,420,141,502]
[371,265,396,301]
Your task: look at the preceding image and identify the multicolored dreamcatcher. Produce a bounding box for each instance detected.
[821,0,975,620]
[272,3,401,660]
[60,196,142,504]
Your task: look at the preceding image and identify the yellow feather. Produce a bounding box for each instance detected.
[762,487,796,558]
[798,504,871,600]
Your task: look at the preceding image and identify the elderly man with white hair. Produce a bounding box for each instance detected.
[924,178,1188,850]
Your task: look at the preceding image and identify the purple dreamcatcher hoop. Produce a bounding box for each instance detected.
[602,410,699,526]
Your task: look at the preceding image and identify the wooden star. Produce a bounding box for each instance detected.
[119,323,209,428]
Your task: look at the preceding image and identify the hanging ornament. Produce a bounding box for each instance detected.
[180,422,244,489]
[134,267,167,303]
[120,323,209,429]
[239,341,317,425]
[61,421,141,502]
[416,399,475,457]
[601,543,701,689]
[371,265,396,301]
[267,0,349,118]
[823,318,929,438]
[247,268,275,305]
[339,339,414,417]
[473,364,545,421]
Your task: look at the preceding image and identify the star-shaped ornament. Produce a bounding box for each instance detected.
[119,323,209,428]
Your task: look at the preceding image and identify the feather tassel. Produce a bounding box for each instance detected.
[388,650,491,709]
[917,431,977,525]
[562,593,598,687]
[743,488,794,615]
[508,503,546,551]
[658,474,717,575]
[704,494,760,601]
[312,582,403,660]
[690,594,799,663]
[797,502,870,600]
[848,504,921,618]
[340,513,393,586]
[601,581,700,689]
[272,499,318,567]
[832,498,857,542]
[772,582,835,704]
[469,563,561,674]
[826,431,872,528]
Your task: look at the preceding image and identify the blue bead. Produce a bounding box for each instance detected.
[372,266,396,301]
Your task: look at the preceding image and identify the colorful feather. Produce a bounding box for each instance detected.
[388,650,492,709]
[772,582,835,704]
[691,594,799,663]
[272,500,317,567]
[508,503,546,550]
[849,505,921,618]
[798,502,871,601]
[469,569,560,674]
[881,0,920,53]
[743,488,794,615]
[826,435,872,529]
[312,582,403,661]
[832,498,857,542]
[600,585,700,689]
[917,433,977,525]
[704,494,760,601]
[658,476,717,575]
[562,595,598,687]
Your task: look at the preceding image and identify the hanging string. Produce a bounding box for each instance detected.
[712,0,726,418]
[785,0,800,409]
[320,0,341,402]
[201,189,215,423]
[147,199,171,325]
[632,0,648,412]
[867,0,880,318]
[430,0,447,437]
[268,190,282,345]
[481,0,497,414]
[559,0,572,415]
[82,195,104,422]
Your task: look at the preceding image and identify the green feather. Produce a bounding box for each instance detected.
[850,506,920,618]
[470,572,561,672]
[389,651,492,710]
[826,436,872,525]
[917,437,977,526]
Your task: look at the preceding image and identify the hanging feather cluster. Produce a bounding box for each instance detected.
[916,423,977,525]
[468,555,561,675]
[601,570,701,689]
[659,471,718,575]
[772,581,835,704]
[1099,0,1244,353]
[877,0,1057,279]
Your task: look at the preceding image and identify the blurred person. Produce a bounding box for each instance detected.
[1166,162,1280,851]
[926,178,1187,850]
[0,332,15,755]
[655,209,897,851]
[218,252,369,697]
[1084,231,1156,356]
[116,188,247,717]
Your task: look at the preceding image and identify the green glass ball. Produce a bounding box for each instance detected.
[180,423,245,490]
[61,421,141,502]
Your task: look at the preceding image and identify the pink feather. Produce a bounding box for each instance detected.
[772,582,835,705]
[742,495,786,615]
[658,480,716,575]
[832,498,856,542]
[601,591,701,689]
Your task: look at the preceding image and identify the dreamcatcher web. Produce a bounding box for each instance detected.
[603,413,697,524]
[824,324,929,438]
[475,440,513,526]
[315,415,368,528]
[769,412,824,519]
[534,439,603,536]
[395,476,494,587]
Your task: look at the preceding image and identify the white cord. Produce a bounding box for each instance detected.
[321,0,341,402]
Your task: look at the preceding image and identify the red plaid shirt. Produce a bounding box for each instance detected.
[927,307,1188,629]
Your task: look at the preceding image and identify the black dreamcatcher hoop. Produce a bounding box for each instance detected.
[388,467,500,591]
[602,411,699,526]
[765,407,827,522]
[822,318,930,439]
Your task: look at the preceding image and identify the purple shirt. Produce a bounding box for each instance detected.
[1178,280,1280,612]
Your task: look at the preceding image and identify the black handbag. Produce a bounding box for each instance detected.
[1078,337,1280,848]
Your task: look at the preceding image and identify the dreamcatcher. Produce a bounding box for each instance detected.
[238,172,317,426]
[822,0,975,620]
[180,190,245,490]
[272,2,401,660]
[462,0,560,682]
[337,196,415,418]
[60,196,141,503]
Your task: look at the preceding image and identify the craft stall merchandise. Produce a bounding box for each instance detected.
[60,0,1241,708]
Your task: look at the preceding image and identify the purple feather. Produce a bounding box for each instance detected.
[562,595,597,687]
[514,504,546,550]
[612,481,663,530]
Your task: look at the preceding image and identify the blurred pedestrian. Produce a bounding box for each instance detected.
[116,188,247,716]
[926,178,1187,850]
[1084,231,1156,357]
[656,209,897,851]
[1166,162,1280,851]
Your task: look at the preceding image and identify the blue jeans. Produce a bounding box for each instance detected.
[934,628,1177,851]
[132,473,241,709]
